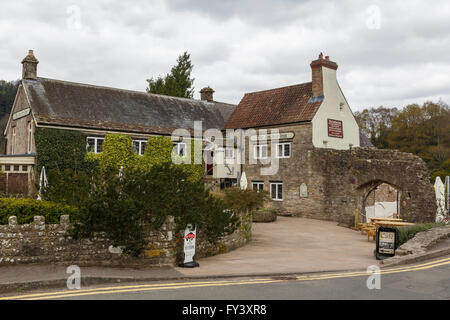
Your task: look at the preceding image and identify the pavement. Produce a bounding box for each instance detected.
[1,216,448,293]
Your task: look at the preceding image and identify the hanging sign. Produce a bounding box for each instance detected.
[376,227,398,260]
[179,224,199,268]
[328,119,343,138]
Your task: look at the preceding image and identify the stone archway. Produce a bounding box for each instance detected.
[358,180,400,223]
[311,148,436,226]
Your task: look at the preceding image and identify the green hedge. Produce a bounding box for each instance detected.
[0,198,79,225]
[398,222,445,246]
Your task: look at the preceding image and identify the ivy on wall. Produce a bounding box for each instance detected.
[35,128,88,173]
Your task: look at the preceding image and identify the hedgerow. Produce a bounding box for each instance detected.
[0,198,79,225]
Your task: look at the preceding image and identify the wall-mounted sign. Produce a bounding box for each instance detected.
[376,227,398,260]
[13,108,31,120]
[327,119,343,138]
[300,183,308,198]
[250,132,294,141]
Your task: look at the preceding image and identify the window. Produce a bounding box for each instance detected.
[225,148,234,160]
[252,181,264,192]
[11,127,16,155]
[14,165,19,172]
[27,121,33,154]
[174,142,187,157]
[132,140,147,156]
[254,144,268,159]
[22,165,27,171]
[86,137,104,154]
[276,143,291,158]
[270,182,283,201]
[4,165,10,172]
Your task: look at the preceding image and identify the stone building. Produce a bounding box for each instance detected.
[222,53,435,224]
[1,50,237,195]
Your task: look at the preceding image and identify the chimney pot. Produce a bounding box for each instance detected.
[21,49,39,80]
[310,53,338,98]
[200,86,215,102]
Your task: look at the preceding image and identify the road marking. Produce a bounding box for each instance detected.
[3,257,450,300]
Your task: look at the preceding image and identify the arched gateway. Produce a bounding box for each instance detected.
[310,148,436,226]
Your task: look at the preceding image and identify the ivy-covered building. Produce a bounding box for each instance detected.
[1,50,237,195]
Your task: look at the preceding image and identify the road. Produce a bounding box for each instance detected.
[2,256,450,300]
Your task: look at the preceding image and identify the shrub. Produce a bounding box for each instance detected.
[71,163,239,256]
[397,222,446,246]
[219,187,268,213]
[0,198,79,225]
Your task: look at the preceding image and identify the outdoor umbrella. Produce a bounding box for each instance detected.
[37,166,48,201]
[240,171,247,190]
[434,176,446,222]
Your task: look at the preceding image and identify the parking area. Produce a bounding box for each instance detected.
[177,216,378,277]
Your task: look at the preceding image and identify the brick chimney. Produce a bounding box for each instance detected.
[310,52,338,98]
[200,87,214,102]
[21,50,39,80]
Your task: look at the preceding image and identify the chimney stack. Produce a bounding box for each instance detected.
[200,87,214,102]
[21,50,39,80]
[310,52,338,98]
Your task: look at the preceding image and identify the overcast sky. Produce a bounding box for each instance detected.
[1,0,450,110]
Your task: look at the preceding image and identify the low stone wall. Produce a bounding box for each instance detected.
[0,212,252,267]
[192,212,252,260]
[395,225,450,256]
[0,215,177,267]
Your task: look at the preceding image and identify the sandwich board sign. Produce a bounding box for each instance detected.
[376,227,398,260]
[179,224,199,268]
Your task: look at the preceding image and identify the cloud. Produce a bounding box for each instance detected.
[1,0,449,110]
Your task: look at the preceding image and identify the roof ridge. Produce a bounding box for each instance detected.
[244,82,312,95]
[33,77,207,104]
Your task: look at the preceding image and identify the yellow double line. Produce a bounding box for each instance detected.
[3,257,450,300]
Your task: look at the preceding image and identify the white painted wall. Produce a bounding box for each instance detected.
[365,201,398,222]
[213,148,238,179]
[311,67,360,150]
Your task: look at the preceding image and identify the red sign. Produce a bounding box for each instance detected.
[185,232,196,240]
[328,119,343,138]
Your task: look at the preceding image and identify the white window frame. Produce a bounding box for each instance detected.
[252,181,264,192]
[174,142,187,158]
[11,127,16,155]
[225,148,234,160]
[276,142,291,158]
[27,122,33,154]
[87,137,104,154]
[254,144,268,160]
[270,182,283,201]
[132,140,147,156]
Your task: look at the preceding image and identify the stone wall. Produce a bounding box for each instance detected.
[310,148,436,226]
[244,128,436,226]
[0,215,177,266]
[194,211,252,259]
[0,212,252,266]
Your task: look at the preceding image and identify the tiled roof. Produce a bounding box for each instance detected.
[222,82,322,129]
[23,78,235,136]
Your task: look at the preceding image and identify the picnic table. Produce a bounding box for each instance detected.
[369,217,404,223]
[373,221,415,227]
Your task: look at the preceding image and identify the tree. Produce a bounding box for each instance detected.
[354,106,399,148]
[146,52,195,98]
[0,80,20,116]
